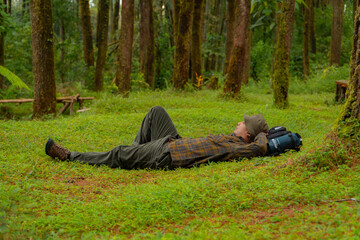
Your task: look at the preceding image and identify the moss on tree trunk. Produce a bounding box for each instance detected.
[94,0,109,92]
[224,0,235,75]
[172,0,194,90]
[115,0,134,97]
[191,0,204,86]
[223,0,250,98]
[272,0,295,109]
[30,0,57,118]
[303,0,311,79]
[140,0,155,88]
[111,0,120,41]
[337,5,360,129]
[310,0,316,54]
[79,0,94,68]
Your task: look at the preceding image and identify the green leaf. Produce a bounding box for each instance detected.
[0,65,31,91]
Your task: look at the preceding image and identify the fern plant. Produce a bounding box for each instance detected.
[0,65,31,91]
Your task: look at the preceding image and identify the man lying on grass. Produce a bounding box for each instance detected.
[45,106,269,169]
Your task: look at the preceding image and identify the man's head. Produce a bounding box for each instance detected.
[234,114,269,143]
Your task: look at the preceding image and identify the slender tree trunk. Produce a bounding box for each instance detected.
[330,0,344,66]
[109,0,113,39]
[140,0,155,88]
[115,0,134,96]
[0,34,3,90]
[337,3,360,125]
[59,24,66,83]
[172,0,194,89]
[310,0,316,54]
[242,25,251,85]
[303,0,311,79]
[202,0,211,71]
[94,0,109,91]
[272,0,295,109]
[111,0,120,41]
[79,0,94,67]
[0,0,6,90]
[223,0,250,97]
[30,0,56,117]
[7,0,11,15]
[224,0,235,75]
[191,0,204,85]
[172,0,180,52]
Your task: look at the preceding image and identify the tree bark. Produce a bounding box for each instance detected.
[223,0,250,97]
[140,0,155,88]
[303,0,311,79]
[191,0,204,85]
[30,0,57,117]
[242,25,251,85]
[0,0,6,90]
[329,0,344,66]
[310,0,316,54]
[224,0,235,75]
[115,0,134,96]
[59,24,66,83]
[79,0,94,68]
[172,0,194,89]
[273,0,295,109]
[337,3,360,128]
[94,0,109,92]
[111,0,120,41]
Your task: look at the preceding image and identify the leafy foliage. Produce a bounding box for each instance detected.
[0,65,31,91]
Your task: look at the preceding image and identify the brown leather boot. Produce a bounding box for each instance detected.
[45,138,70,161]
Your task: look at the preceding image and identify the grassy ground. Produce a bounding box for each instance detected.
[1,87,360,239]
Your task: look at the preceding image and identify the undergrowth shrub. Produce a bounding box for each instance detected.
[298,132,360,171]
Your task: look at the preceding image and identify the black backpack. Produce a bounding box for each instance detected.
[266,126,302,156]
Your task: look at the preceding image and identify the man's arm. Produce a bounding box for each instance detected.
[233,132,268,159]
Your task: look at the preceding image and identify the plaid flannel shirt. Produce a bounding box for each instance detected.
[168,132,268,168]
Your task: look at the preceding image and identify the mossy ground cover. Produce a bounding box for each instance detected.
[1,88,360,239]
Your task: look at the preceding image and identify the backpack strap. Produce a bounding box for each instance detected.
[288,133,295,148]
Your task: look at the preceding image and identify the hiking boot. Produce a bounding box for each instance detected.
[45,138,70,161]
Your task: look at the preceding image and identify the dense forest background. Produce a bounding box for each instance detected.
[0,0,355,115]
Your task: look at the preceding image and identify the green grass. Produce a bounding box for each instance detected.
[1,87,360,239]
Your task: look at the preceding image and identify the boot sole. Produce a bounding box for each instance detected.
[45,138,54,155]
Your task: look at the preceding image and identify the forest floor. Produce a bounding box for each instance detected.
[1,89,360,239]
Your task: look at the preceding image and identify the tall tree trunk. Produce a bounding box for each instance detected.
[0,0,6,90]
[310,0,316,54]
[94,0,109,92]
[115,0,134,96]
[111,0,120,41]
[242,25,251,85]
[140,0,155,88]
[172,0,180,53]
[30,0,56,117]
[224,0,235,75]
[272,0,295,109]
[0,35,3,91]
[172,0,194,89]
[191,0,204,85]
[109,0,113,39]
[79,0,94,68]
[329,0,344,66]
[7,0,11,15]
[337,3,360,127]
[223,0,250,97]
[303,0,311,79]
[59,24,66,83]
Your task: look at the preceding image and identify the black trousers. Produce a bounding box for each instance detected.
[69,106,180,169]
